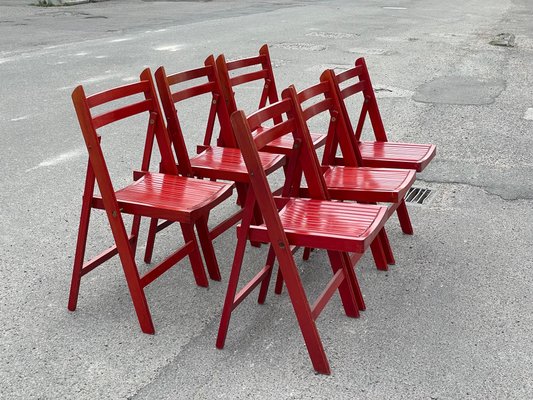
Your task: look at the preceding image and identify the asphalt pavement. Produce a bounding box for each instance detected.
[1,0,532,398]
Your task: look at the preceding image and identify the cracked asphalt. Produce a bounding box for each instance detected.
[1,0,532,398]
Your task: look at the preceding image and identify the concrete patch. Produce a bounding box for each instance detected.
[306,31,359,39]
[347,48,391,56]
[413,76,505,105]
[305,64,351,72]
[273,42,327,52]
[524,108,533,120]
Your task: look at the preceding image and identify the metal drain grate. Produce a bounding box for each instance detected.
[405,187,432,204]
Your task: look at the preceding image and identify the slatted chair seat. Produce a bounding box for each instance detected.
[358,141,436,172]
[90,172,233,221]
[322,166,416,203]
[246,198,387,253]
[189,145,284,181]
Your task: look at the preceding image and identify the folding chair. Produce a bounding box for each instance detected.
[284,72,418,269]
[69,69,234,334]
[216,96,388,374]
[324,57,436,173]
[216,44,327,155]
[142,57,286,264]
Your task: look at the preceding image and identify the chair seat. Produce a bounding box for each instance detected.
[255,130,327,155]
[94,172,233,222]
[248,198,387,254]
[359,142,436,172]
[190,146,285,182]
[323,166,416,203]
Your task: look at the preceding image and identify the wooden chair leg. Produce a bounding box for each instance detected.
[340,251,366,311]
[274,263,284,295]
[110,219,155,334]
[195,215,221,281]
[144,218,159,263]
[216,229,249,349]
[129,215,142,256]
[68,193,92,311]
[180,223,209,287]
[379,228,395,265]
[257,246,276,304]
[370,235,388,271]
[326,251,359,318]
[275,247,331,375]
[68,163,95,311]
[396,199,413,235]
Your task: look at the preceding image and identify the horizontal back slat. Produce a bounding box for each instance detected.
[226,55,264,70]
[87,81,149,108]
[340,81,367,99]
[230,69,269,86]
[92,99,152,129]
[172,81,215,102]
[335,65,364,84]
[302,99,334,121]
[253,119,297,150]
[247,98,292,129]
[166,65,210,85]
[297,81,330,102]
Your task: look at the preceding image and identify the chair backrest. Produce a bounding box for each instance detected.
[72,69,178,208]
[154,56,236,176]
[329,57,388,142]
[285,71,363,168]
[231,93,329,204]
[217,44,280,119]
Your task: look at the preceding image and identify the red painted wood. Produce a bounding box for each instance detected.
[326,57,436,172]
[217,92,389,374]
[216,45,327,155]
[323,166,416,203]
[358,141,436,172]
[190,146,285,181]
[69,70,234,333]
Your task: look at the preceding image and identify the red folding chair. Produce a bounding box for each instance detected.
[69,69,233,334]
[216,96,388,374]
[325,57,436,173]
[283,72,418,268]
[216,44,327,155]
[143,57,286,264]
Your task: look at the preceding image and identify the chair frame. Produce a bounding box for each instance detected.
[69,69,233,333]
[324,57,436,173]
[216,95,388,374]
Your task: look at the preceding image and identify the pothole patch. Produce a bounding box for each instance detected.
[306,31,359,39]
[305,64,351,72]
[524,108,533,120]
[413,76,505,105]
[273,42,327,52]
[347,48,392,56]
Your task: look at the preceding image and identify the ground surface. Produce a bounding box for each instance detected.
[1,0,532,398]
